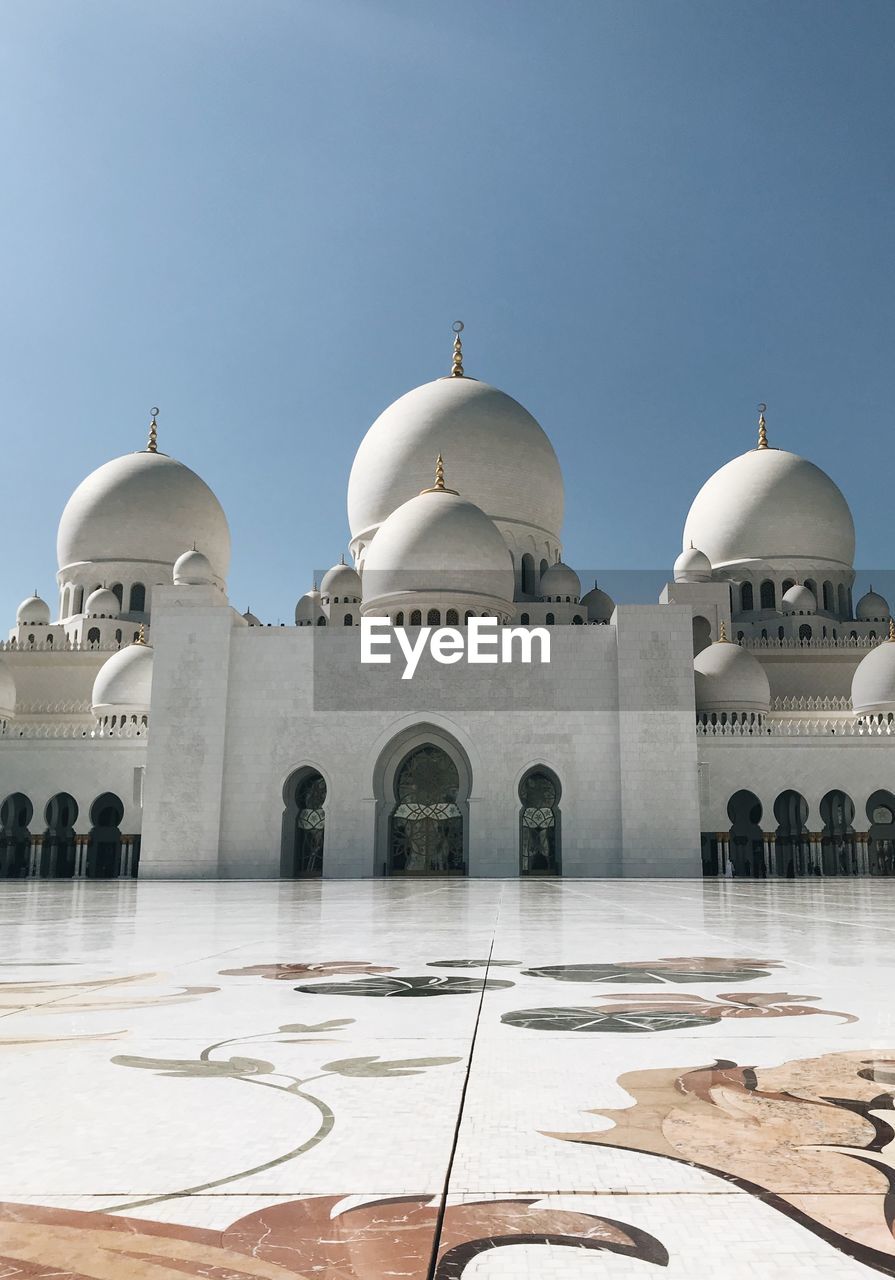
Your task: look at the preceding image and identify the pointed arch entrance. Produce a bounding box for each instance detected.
[87,793,124,878]
[519,767,561,874]
[281,768,327,878]
[43,793,78,878]
[374,726,471,876]
[0,794,32,878]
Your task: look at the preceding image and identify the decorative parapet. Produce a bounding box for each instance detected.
[13,700,93,716]
[0,638,130,653]
[769,695,852,712]
[739,635,878,650]
[697,717,894,738]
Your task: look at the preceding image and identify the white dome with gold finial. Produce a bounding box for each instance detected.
[682,407,854,573]
[693,623,771,716]
[361,455,515,616]
[57,410,231,586]
[347,324,563,562]
[91,632,154,720]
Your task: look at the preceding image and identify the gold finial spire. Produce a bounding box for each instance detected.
[420,452,458,495]
[147,407,160,453]
[450,320,464,377]
[756,403,768,450]
[134,623,147,646]
[718,619,729,642]
[888,616,895,643]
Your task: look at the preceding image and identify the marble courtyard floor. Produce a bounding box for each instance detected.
[1,880,894,1278]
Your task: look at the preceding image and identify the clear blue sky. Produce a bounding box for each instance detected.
[2,0,893,621]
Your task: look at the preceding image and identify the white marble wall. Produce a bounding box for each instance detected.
[0,736,146,832]
[138,594,704,878]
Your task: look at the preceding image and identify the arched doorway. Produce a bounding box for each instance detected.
[43,793,78,878]
[388,744,465,876]
[727,790,765,878]
[0,794,32,878]
[820,790,856,876]
[773,790,811,877]
[519,768,561,874]
[866,791,895,876]
[281,769,326,878]
[87,793,123,878]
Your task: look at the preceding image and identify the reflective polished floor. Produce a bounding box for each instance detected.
[1,877,894,1278]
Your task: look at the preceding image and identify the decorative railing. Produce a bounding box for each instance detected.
[0,722,147,740]
[0,639,133,653]
[697,717,893,737]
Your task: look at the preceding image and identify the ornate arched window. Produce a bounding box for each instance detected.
[759,580,776,609]
[129,583,146,612]
[740,582,754,611]
[281,770,326,878]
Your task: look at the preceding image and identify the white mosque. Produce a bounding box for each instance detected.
[2,325,895,882]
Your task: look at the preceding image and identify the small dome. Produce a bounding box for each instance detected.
[0,657,16,718]
[92,639,153,717]
[852,627,895,717]
[242,609,262,626]
[539,561,580,601]
[84,588,121,618]
[856,588,890,622]
[674,545,712,583]
[362,481,515,611]
[581,582,615,623]
[58,449,230,582]
[320,558,362,602]
[295,588,325,626]
[693,634,770,715]
[683,446,854,571]
[347,375,564,553]
[781,583,817,615]
[16,594,50,625]
[173,548,214,586]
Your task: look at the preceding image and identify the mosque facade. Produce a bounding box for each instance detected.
[2,332,895,882]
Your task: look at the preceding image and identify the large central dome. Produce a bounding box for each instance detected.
[347,377,564,556]
[57,450,231,582]
[683,446,855,571]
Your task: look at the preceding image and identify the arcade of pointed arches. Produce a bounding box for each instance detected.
[703,787,895,877]
[0,790,139,879]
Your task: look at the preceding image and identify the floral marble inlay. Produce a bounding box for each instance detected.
[294,975,515,997]
[0,1194,670,1278]
[552,1051,895,1274]
[219,961,397,980]
[502,990,858,1033]
[522,956,783,983]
